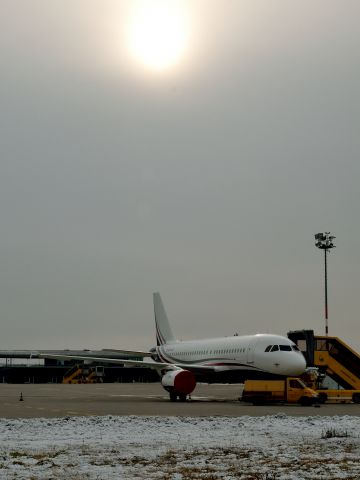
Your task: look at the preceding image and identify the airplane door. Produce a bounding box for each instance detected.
[246,338,258,364]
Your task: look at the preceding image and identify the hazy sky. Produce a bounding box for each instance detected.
[1,0,359,352]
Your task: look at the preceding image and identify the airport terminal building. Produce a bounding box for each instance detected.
[0,350,158,384]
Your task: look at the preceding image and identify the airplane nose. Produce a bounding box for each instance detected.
[282,354,306,376]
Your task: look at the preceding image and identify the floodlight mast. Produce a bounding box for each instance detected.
[314,232,336,336]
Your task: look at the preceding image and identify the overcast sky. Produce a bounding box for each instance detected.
[0,0,359,352]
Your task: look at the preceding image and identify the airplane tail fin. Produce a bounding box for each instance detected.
[153,292,176,345]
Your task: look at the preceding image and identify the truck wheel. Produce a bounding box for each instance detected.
[169,392,177,402]
[300,397,312,406]
[178,394,187,402]
[352,393,360,404]
[252,397,265,406]
[318,393,327,404]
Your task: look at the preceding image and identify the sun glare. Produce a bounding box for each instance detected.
[127,1,190,71]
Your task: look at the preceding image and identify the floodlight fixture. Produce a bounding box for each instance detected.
[315,232,336,250]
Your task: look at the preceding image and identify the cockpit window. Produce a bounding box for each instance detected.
[279,345,292,351]
[270,345,279,352]
[265,345,272,352]
[291,345,300,351]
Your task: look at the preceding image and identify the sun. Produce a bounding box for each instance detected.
[127,1,190,71]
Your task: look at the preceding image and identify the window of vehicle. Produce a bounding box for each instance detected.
[291,345,300,351]
[279,345,292,351]
[265,345,272,352]
[289,379,305,389]
[270,345,279,352]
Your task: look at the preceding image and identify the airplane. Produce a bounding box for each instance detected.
[40,292,306,402]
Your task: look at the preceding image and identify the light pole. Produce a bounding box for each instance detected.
[314,232,336,336]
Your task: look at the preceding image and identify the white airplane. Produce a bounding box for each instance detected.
[40,293,306,401]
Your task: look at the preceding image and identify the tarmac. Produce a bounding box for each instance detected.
[1,383,360,418]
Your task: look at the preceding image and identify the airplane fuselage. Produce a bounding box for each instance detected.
[154,333,306,380]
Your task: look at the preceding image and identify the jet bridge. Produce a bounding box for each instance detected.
[288,330,360,390]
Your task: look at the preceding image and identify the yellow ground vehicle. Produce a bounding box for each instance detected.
[62,365,104,384]
[241,377,318,405]
[288,330,360,390]
[300,368,360,404]
[316,389,360,404]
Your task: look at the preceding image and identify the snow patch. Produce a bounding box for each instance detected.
[0,415,359,479]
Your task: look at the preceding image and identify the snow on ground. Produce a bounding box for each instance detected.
[0,415,360,479]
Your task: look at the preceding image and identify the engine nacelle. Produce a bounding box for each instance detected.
[161,369,196,396]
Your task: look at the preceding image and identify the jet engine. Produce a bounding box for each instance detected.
[161,369,196,401]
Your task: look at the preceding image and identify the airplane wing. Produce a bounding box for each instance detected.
[38,353,216,374]
[101,349,153,358]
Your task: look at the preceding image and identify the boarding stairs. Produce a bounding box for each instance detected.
[288,330,360,390]
[62,365,84,384]
[62,365,105,384]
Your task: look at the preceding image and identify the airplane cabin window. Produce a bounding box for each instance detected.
[270,345,279,352]
[265,345,272,352]
[279,345,292,351]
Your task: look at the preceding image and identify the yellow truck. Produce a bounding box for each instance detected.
[241,377,318,405]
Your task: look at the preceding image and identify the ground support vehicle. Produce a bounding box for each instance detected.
[241,377,318,405]
[316,389,360,404]
[288,330,360,390]
[62,365,104,384]
[300,367,360,404]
